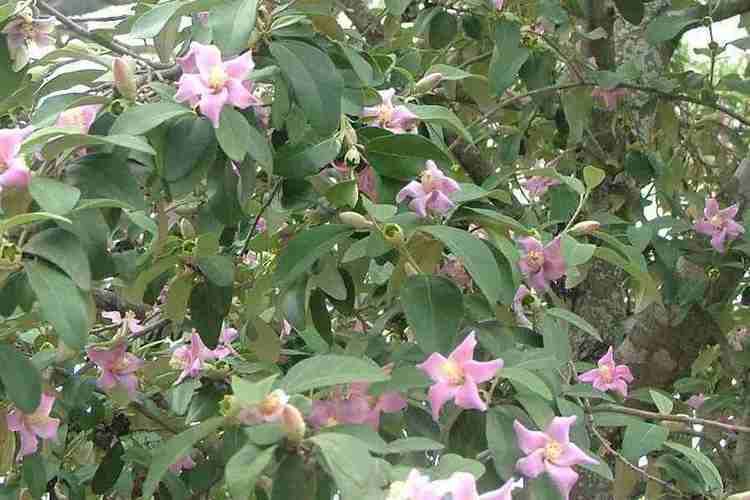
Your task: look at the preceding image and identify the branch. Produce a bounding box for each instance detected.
[37,0,174,70]
[684,0,750,26]
[589,405,750,434]
[241,182,282,254]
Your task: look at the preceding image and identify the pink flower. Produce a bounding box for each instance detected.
[417,332,503,420]
[237,389,290,425]
[591,87,628,110]
[102,310,144,335]
[0,126,34,191]
[212,327,238,359]
[308,382,406,430]
[435,472,523,500]
[686,394,706,410]
[357,165,378,201]
[514,416,597,500]
[243,251,258,267]
[517,237,565,292]
[577,347,634,397]
[522,176,560,198]
[694,197,744,253]
[175,42,258,127]
[7,393,60,459]
[87,341,144,399]
[2,13,54,70]
[169,454,196,474]
[350,381,407,429]
[512,285,534,329]
[397,161,460,218]
[255,217,267,234]
[55,105,102,134]
[386,469,445,500]
[493,0,505,10]
[170,331,216,384]
[439,256,473,290]
[362,89,419,134]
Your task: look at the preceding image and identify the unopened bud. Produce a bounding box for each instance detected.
[339,211,373,229]
[415,73,443,93]
[179,218,196,238]
[281,405,306,442]
[404,262,419,276]
[569,220,601,236]
[382,223,405,245]
[345,147,361,165]
[113,57,138,100]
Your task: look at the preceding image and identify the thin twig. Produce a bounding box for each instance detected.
[241,182,282,254]
[37,0,174,70]
[68,15,130,23]
[589,405,750,434]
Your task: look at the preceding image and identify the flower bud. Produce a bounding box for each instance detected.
[281,405,306,442]
[382,223,405,245]
[339,211,373,229]
[414,73,443,93]
[179,218,196,238]
[113,57,138,100]
[706,267,721,281]
[345,147,361,166]
[569,220,601,236]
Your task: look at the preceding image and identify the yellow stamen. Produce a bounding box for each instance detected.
[544,440,563,462]
[599,365,614,383]
[441,359,464,385]
[526,250,545,270]
[207,66,228,91]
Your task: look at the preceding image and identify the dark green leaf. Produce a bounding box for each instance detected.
[0,345,42,413]
[400,275,463,354]
[274,225,353,288]
[545,308,601,341]
[28,177,80,215]
[217,107,251,161]
[23,228,91,291]
[92,442,125,494]
[646,13,700,44]
[164,116,214,181]
[488,20,530,96]
[366,134,451,180]
[281,355,388,393]
[226,445,276,500]
[210,0,259,55]
[274,136,341,179]
[613,0,644,25]
[22,454,46,500]
[427,10,457,49]
[622,422,668,462]
[110,102,191,136]
[131,1,182,38]
[197,255,235,287]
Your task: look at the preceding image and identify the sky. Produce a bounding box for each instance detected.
[685,15,748,66]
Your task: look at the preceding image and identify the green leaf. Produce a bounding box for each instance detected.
[166,274,194,323]
[386,437,444,454]
[210,0,259,55]
[488,20,530,96]
[67,154,145,210]
[92,441,125,494]
[164,116,215,181]
[24,261,92,350]
[274,225,353,288]
[561,86,593,144]
[325,180,359,208]
[274,136,341,178]
[197,255,235,287]
[664,441,723,493]
[542,315,572,363]
[0,345,42,413]
[226,445,276,500]
[400,275,463,355]
[24,228,91,291]
[28,177,80,215]
[270,40,343,135]
[22,453,46,500]
[583,165,606,190]
[245,122,273,168]
[427,10,457,49]
[131,1,182,38]
[142,417,225,499]
[560,233,596,267]
[420,226,512,305]
[650,389,674,415]
[367,133,451,180]
[622,422,668,462]
[545,308,601,341]
[281,355,388,393]
[409,105,472,142]
[216,107,251,161]
[386,0,411,15]
[613,0,644,25]
[110,102,191,136]
[232,375,278,405]
[486,407,522,478]
[502,367,553,400]
[308,433,375,497]
[646,13,700,44]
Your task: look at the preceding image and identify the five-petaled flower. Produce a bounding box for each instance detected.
[56,105,102,134]
[577,347,634,397]
[102,310,144,336]
[397,161,460,218]
[417,332,503,420]
[7,393,60,459]
[694,197,744,253]
[514,416,598,500]
[2,12,54,71]
[0,126,34,191]
[522,176,560,199]
[170,331,216,384]
[87,341,144,400]
[517,236,565,292]
[362,89,419,134]
[175,42,259,128]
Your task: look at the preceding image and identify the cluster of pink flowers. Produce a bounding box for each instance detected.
[397,161,460,218]
[694,197,744,253]
[102,310,144,336]
[387,469,522,500]
[309,372,407,430]
[517,236,565,292]
[418,333,503,420]
[514,416,598,500]
[0,126,34,191]
[7,393,60,459]
[170,328,238,384]
[2,12,54,70]
[362,89,419,134]
[439,255,473,290]
[175,42,259,127]
[577,347,634,397]
[87,341,145,400]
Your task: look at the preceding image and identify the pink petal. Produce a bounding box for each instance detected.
[450,332,478,364]
[614,364,634,382]
[479,477,524,500]
[447,472,478,500]
[527,270,548,292]
[18,429,39,457]
[117,374,139,400]
[102,311,122,324]
[437,176,460,195]
[544,462,579,500]
[361,106,380,118]
[545,416,575,445]
[177,42,204,73]
[174,74,206,107]
[29,417,59,440]
[610,379,628,397]
[462,359,503,384]
[226,78,255,109]
[427,191,455,215]
[597,347,615,367]
[6,410,23,431]
[0,166,30,189]
[378,88,396,106]
[427,382,458,420]
[376,392,407,413]
[518,237,543,254]
[195,44,224,81]
[127,319,145,334]
[704,198,719,218]
[726,219,745,238]
[224,52,254,79]
[396,181,426,203]
[0,126,32,164]
[308,400,335,428]
[693,220,714,236]
[577,369,600,384]
[721,203,739,219]
[417,352,451,383]
[409,196,429,218]
[97,371,118,391]
[199,89,229,128]
[513,420,548,454]
[390,106,419,131]
[555,442,597,467]
[453,379,487,412]
[516,448,546,478]
[37,394,55,415]
[711,229,728,253]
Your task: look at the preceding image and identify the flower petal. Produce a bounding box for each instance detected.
[447,472,479,500]
[453,379,487,412]
[545,416,576,445]
[417,352,451,383]
[224,52,254,79]
[515,448,546,478]
[555,442,597,467]
[462,359,503,384]
[198,88,229,128]
[450,332,478,364]
[426,382,458,420]
[544,462,579,500]
[226,78,255,109]
[513,420,548,454]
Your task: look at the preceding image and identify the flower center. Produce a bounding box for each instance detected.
[207,66,228,91]
[420,170,437,192]
[526,250,545,270]
[378,104,394,125]
[325,416,339,427]
[26,412,47,427]
[441,360,464,385]
[259,393,281,417]
[599,365,614,383]
[544,440,563,462]
[112,356,131,374]
[710,214,725,229]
